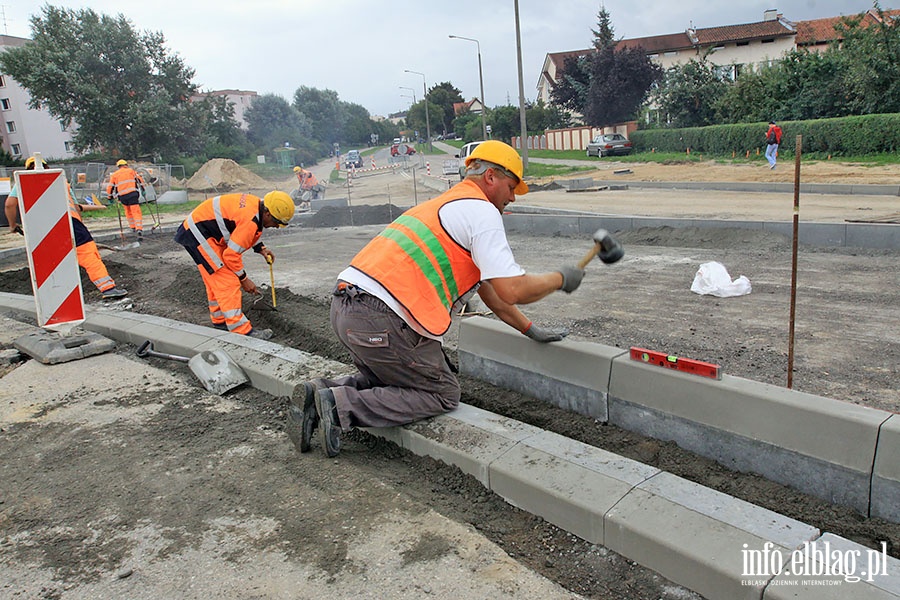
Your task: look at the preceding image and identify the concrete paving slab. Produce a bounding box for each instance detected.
[459,317,623,419]
[490,430,656,545]
[765,533,900,599]
[872,415,900,523]
[608,356,889,514]
[606,471,819,600]
[396,403,542,486]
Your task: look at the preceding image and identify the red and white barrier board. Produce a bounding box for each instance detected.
[14,167,84,329]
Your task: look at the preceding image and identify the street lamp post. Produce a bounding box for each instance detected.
[404,69,432,154]
[513,0,528,169]
[398,86,416,105]
[449,34,487,141]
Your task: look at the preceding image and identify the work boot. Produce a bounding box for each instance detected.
[211,322,228,331]
[285,382,318,454]
[101,287,127,299]
[247,328,273,340]
[315,388,341,458]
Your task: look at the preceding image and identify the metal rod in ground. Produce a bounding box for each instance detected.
[114,198,126,243]
[788,134,802,388]
[388,184,393,221]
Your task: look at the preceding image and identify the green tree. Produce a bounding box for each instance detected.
[585,45,662,127]
[550,54,591,114]
[835,3,900,114]
[550,6,661,126]
[405,99,443,141]
[293,86,344,144]
[525,100,571,132]
[426,81,464,135]
[245,94,311,153]
[655,57,728,128]
[0,6,197,158]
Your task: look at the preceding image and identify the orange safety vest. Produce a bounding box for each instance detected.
[350,179,486,336]
[177,193,263,277]
[106,166,143,197]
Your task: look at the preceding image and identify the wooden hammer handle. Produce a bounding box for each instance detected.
[577,242,601,269]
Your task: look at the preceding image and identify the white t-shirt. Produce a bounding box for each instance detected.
[338,198,525,340]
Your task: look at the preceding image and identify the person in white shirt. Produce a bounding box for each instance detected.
[286,141,585,458]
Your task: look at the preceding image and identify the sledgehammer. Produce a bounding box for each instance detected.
[577,228,624,269]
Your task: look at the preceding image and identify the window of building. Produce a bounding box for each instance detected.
[736,41,749,47]
[664,51,678,57]
[0,75,5,87]
[64,141,74,152]
[10,143,20,156]
[60,121,66,131]
[0,98,9,110]
[5,121,15,133]
[761,38,775,44]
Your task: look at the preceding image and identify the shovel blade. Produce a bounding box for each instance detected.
[188,349,248,395]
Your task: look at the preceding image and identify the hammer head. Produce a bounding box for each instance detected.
[591,228,624,264]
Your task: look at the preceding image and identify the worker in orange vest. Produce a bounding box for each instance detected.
[106,159,146,237]
[8,157,127,298]
[285,141,586,458]
[173,191,295,340]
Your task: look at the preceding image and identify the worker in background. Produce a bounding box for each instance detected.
[286,140,585,458]
[8,157,127,299]
[173,191,295,340]
[106,159,146,238]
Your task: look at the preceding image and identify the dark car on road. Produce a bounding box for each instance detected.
[586,133,633,157]
[344,150,363,169]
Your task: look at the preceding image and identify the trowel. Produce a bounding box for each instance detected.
[136,340,248,395]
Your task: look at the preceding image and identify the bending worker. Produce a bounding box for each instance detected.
[174,191,295,340]
[286,140,585,458]
[106,159,146,238]
[9,157,127,298]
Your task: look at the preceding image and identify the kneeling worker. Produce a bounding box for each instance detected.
[8,157,127,299]
[174,191,295,340]
[286,140,586,458]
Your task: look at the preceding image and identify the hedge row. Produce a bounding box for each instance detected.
[630,113,900,156]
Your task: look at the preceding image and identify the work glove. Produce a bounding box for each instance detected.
[557,265,585,293]
[522,321,569,343]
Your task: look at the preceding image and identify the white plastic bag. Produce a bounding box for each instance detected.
[690,261,751,298]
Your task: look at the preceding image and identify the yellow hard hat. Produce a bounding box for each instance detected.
[116,159,128,167]
[465,140,528,195]
[263,191,295,227]
[293,166,302,173]
[24,157,48,170]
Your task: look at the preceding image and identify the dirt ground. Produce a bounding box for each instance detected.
[0,157,898,599]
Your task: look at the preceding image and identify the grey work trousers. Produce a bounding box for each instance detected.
[315,289,460,430]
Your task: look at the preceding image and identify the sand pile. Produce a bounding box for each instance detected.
[185,158,271,192]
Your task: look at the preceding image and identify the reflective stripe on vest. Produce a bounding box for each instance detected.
[350,180,486,336]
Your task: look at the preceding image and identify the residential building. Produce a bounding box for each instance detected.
[190,89,258,130]
[536,9,798,106]
[0,35,77,162]
[453,98,485,116]
[795,8,900,52]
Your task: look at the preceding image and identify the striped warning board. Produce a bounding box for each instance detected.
[14,166,84,329]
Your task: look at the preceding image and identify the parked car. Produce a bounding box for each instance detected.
[585,133,633,157]
[455,141,483,179]
[344,149,363,169]
[390,142,416,157]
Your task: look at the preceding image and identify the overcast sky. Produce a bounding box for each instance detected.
[2,1,886,117]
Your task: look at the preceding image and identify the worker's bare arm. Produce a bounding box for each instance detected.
[487,272,564,305]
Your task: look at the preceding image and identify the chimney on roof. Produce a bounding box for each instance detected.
[764,8,778,21]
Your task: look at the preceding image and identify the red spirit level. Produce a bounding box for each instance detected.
[630,347,722,380]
